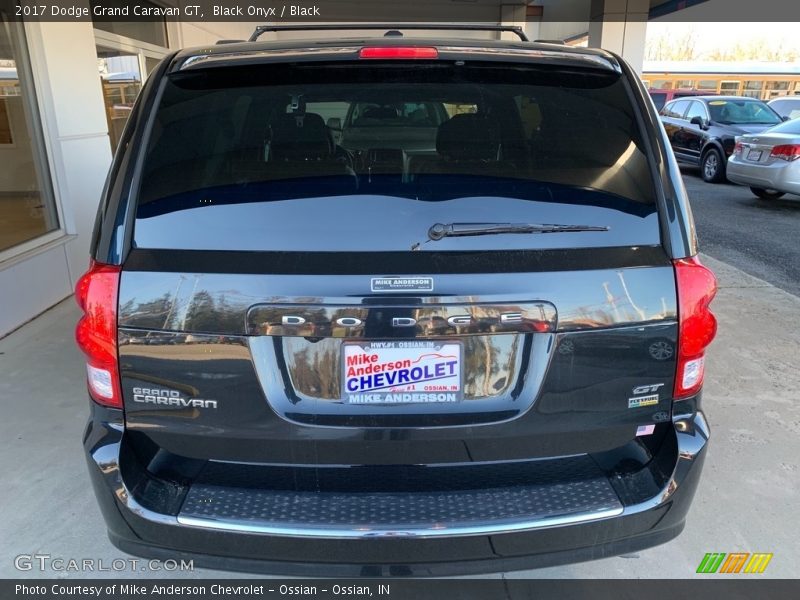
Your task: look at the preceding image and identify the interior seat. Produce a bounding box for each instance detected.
[265,113,357,194]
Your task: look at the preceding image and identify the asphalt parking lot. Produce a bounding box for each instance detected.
[1,170,798,580]
[683,168,800,297]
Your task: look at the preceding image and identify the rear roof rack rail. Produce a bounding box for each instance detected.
[248,23,529,42]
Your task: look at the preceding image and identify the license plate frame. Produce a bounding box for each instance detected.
[341,340,463,404]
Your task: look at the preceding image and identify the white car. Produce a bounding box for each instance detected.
[768,96,800,121]
[727,118,800,199]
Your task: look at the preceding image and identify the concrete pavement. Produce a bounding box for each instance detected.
[0,255,797,579]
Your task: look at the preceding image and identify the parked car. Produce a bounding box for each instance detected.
[648,88,711,111]
[75,26,717,576]
[660,95,785,182]
[768,96,800,121]
[727,117,800,199]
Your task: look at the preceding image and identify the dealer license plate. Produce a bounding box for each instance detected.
[342,341,463,404]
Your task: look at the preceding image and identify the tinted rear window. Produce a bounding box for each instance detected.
[766,117,800,134]
[133,61,660,252]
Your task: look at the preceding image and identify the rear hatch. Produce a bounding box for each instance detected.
[117,45,677,466]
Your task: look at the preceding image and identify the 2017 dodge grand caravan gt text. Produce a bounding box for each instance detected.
[77,26,717,576]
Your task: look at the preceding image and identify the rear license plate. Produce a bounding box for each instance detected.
[747,149,763,162]
[342,341,462,404]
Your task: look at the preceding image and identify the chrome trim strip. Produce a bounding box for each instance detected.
[248,332,551,427]
[246,301,557,339]
[119,268,678,334]
[176,506,623,539]
[126,494,180,526]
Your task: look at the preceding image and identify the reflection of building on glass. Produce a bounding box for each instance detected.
[0,66,19,144]
[97,51,142,150]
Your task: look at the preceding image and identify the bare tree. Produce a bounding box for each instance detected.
[705,38,799,62]
[646,28,698,61]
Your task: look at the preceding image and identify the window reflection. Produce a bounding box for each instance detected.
[97,46,142,151]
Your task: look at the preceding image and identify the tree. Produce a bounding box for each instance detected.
[646,28,698,61]
[705,39,799,62]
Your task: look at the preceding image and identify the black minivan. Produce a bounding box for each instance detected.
[77,26,717,576]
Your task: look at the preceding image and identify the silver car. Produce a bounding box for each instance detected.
[727,117,800,199]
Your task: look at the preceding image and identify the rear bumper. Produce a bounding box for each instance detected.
[84,404,709,576]
[727,158,800,194]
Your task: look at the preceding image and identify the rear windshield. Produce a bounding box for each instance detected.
[133,61,660,252]
[766,117,800,134]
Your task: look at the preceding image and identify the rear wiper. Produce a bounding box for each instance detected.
[429,221,609,239]
[413,222,609,250]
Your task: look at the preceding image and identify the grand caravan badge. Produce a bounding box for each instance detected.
[371,277,434,293]
[132,387,218,409]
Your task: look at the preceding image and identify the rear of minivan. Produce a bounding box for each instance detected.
[78,36,716,575]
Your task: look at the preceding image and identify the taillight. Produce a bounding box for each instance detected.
[75,260,122,408]
[733,139,743,156]
[359,46,439,60]
[770,144,800,161]
[674,256,718,399]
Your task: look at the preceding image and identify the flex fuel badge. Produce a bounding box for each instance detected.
[628,394,660,409]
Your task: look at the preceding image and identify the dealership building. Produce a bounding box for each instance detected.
[0,0,692,336]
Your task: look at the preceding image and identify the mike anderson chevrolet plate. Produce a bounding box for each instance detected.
[343,341,463,404]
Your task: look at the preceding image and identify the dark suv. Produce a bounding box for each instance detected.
[77,25,717,576]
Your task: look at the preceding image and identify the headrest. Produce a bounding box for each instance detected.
[362,106,399,120]
[436,114,500,161]
[269,113,332,160]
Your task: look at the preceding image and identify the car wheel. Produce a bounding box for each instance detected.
[701,148,725,183]
[750,187,785,200]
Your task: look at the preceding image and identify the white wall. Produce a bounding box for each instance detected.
[535,0,593,42]
[588,0,649,72]
[175,22,259,47]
